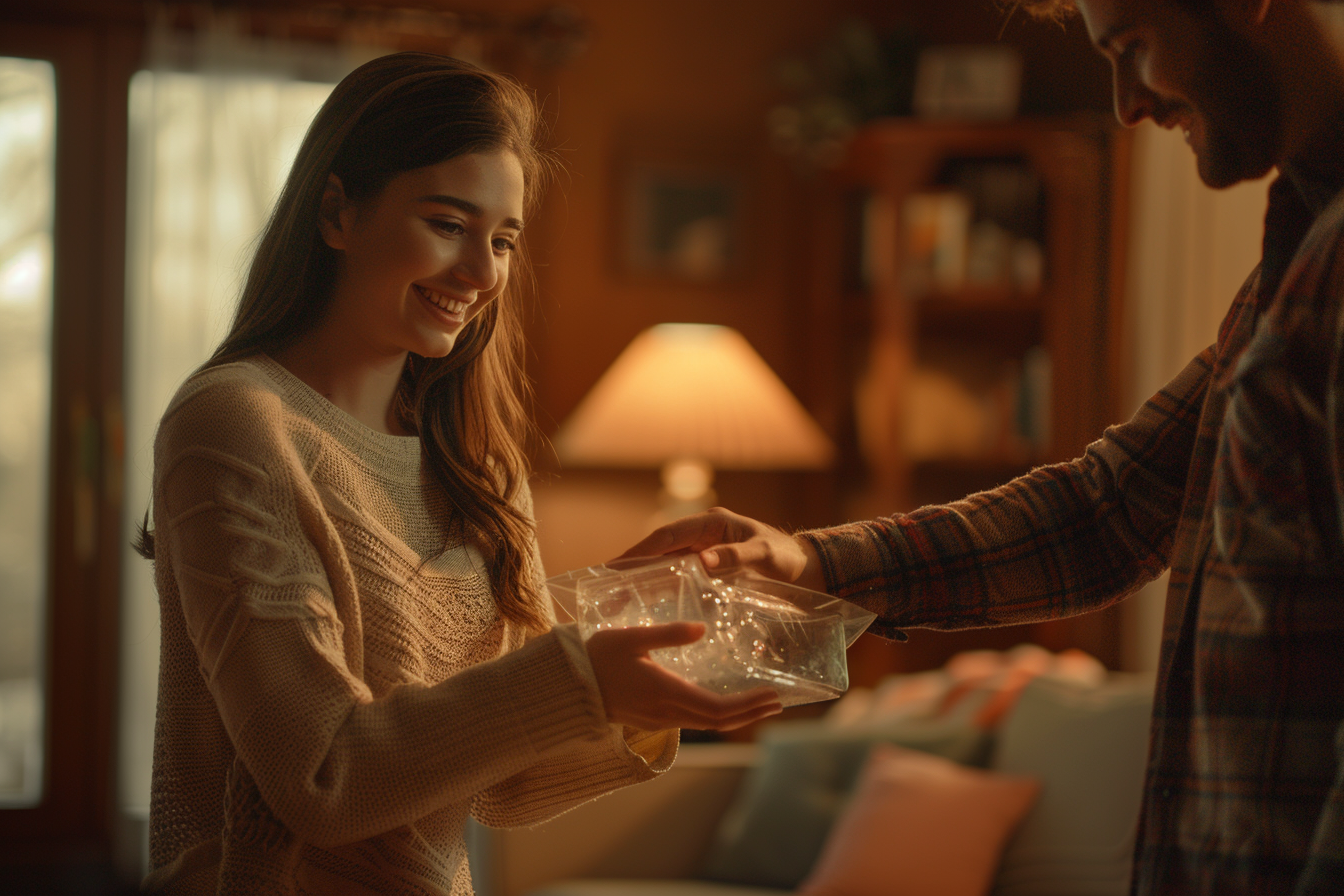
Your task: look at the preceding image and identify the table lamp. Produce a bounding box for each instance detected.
[553,323,834,516]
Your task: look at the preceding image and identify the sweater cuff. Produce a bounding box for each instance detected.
[622,726,678,773]
[502,624,612,758]
[546,626,678,771]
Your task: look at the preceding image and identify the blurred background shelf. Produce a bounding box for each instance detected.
[803,115,1132,679]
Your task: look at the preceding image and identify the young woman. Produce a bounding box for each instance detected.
[140,52,781,895]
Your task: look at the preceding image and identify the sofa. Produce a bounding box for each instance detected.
[468,651,1155,896]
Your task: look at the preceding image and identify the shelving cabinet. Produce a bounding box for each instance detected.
[803,116,1133,676]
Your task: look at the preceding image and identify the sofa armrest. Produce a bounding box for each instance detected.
[469,743,759,896]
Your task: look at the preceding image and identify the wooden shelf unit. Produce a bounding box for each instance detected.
[803,116,1133,675]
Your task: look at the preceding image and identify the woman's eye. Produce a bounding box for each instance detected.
[430,219,465,235]
[493,237,518,254]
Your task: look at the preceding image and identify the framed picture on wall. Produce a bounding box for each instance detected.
[619,161,746,283]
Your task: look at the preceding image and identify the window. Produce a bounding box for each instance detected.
[0,56,56,809]
[120,64,336,820]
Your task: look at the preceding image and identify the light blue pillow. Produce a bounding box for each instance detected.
[698,717,992,890]
[991,675,1155,896]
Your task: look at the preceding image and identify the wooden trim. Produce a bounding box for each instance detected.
[0,22,141,889]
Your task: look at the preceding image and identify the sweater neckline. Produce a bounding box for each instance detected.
[248,353,424,471]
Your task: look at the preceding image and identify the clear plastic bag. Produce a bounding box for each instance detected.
[548,555,877,707]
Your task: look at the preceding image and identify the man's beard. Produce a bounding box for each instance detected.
[1187,16,1282,188]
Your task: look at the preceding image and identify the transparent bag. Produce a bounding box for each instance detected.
[548,555,877,707]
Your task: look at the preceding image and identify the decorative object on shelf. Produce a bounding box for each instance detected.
[901,346,1050,463]
[768,18,923,169]
[896,157,1047,297]
[901,190,972,294]
[553,323,834,517]
[913,45,1023,121]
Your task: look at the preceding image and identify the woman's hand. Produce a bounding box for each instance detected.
[585,622,783,731]
[615,507,825,592]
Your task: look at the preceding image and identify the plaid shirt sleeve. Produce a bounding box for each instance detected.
[800,347,1214,641]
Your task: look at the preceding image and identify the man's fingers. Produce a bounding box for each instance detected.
[700,541,752,572]
[613,510,744,561]
[701,539,780,577]
[613,520,703,560]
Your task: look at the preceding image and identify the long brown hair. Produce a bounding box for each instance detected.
[138,52,554,633]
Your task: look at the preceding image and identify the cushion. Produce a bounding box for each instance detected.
[990,675,1155,896]
[526,883,786,896]
[698,717,991,890]
[798,744,1040,896]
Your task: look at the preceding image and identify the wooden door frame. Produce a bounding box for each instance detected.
[0,17,142,890]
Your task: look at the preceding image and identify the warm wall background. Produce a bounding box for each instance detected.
[510,0,1114,572]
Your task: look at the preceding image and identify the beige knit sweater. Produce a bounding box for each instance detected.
[144,355,676,895]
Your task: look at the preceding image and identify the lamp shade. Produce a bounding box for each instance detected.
[554,323,834,470]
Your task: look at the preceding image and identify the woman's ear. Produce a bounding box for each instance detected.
[318,173,353,250]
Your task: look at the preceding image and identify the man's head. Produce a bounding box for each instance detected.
[1016,0,1344,188]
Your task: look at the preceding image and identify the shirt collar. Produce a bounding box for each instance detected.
[1258,109,1344,307]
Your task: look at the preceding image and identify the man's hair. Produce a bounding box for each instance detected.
[1008,0,1076,21]
[1010,0,1344,21]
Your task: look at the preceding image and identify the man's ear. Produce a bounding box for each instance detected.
[318,173,354,250]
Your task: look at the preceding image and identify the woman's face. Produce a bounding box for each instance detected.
[321,150,526,360]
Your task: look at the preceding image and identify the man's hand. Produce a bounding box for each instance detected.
[615,506,826,593]
[585,622,783,731]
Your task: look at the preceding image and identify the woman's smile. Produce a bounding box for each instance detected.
[414,283,472,324]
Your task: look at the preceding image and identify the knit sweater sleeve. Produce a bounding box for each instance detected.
[153,376,631,850]
[469,482,678,828]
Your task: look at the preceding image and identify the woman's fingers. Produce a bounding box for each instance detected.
[586,623,783,731]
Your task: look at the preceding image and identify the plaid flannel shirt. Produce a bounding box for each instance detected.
[804,131,1344,894]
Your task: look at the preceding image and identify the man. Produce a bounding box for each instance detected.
[620,1,1344,892]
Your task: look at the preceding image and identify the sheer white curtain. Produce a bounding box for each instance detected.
[1119,121,1271,671]
[0,56,55,809]
[119,18,377,826]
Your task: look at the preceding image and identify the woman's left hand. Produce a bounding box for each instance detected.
[585,622,783,731]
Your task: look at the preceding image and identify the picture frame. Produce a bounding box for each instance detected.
[913,45,1023,121]
[620,161,744,283]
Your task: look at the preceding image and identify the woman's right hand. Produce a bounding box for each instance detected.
[585,622,783,731]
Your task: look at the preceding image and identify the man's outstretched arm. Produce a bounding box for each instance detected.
[621,346,1214,637]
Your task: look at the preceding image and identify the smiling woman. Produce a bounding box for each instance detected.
[274,151,527,408]
[133,52,782,896]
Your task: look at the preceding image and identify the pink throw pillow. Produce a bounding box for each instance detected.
[798,744,1040,896]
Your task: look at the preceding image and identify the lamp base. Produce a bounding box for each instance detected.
[654,458,716,522]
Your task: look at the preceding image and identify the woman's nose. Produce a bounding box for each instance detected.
[452,238,498,291]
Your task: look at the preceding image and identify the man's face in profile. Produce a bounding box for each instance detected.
[1075,0,1282,188]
